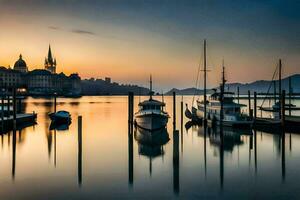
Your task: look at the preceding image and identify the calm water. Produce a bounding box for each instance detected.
[0,96,300,199]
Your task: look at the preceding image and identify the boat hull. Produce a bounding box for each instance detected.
[135,113,168,131]
[49,113,71,124]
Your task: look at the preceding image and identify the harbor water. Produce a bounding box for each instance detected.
[0,96,300,199]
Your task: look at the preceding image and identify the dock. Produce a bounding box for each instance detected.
[1,113,37,133]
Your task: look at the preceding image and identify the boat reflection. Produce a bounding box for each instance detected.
[207,126,245,152]
[49,121,71,131]
[134,127,170,175]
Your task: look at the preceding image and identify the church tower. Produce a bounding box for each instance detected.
[44,45,57,73]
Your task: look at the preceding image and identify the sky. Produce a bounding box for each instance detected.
[0,0,299,90]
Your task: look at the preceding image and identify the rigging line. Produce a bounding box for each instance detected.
[260,62,279,108]
[192,47,203,105]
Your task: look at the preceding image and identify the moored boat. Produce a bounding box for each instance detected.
[49,110,71,124]
[196,63,253,128]
[134,76,169,131]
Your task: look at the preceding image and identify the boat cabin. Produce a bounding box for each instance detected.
[138,99,165,111]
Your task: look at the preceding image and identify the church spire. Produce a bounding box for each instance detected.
[48,44,53,61]
[45,44,56,74]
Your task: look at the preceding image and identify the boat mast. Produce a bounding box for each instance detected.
[273,80,276,104]
[204,39,207,121]
[220,60,226,122]
[150,74,153,100]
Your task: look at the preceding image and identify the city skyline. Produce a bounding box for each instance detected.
[0,0,299,90]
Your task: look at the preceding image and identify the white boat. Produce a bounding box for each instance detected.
[196,91,252,128]
[134,76,169,130]
[196,64,252,128]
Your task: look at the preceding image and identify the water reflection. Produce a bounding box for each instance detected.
[0,96,299,199]
[134,127,169,175]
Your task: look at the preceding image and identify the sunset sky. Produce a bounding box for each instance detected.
[0,0,299,90]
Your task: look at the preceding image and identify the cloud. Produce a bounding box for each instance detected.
[48,26,61,30]
[71,29,96,35]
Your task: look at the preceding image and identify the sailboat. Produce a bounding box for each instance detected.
[185,40,208,122]
[256,59,300,132]
[196,62,253,128]
[134,75,169,130]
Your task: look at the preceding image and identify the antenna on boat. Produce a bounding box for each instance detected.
[222,59,226,86]
[150,74,153,100]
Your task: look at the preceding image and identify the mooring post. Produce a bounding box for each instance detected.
[128,119,134,186]
[180,96,183,153]
[281,90,286,129]
[17,98,21,114]
[248,90,252,119]
[173,129,179,194]
[281,123,286,182]
[54,94,57,113]
[173,91,176,131]
[128,92,134,133]
[288,77,292,116]
[237,86,240,104]
[12,88,17,130]
[254,92,257,124]
[180,96,183,130]
[78,116,82,186]
[1,96,4,131]
[7,93,10,117]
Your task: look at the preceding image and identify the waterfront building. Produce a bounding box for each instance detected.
[0,66,24,88]
[105,77,111,84]
[0,47,81,96]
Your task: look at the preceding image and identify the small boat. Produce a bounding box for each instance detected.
[49,121,71,131]
[49,110,71,124]
[134,76,169,130]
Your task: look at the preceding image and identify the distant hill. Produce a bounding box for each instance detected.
[165,74,300,95]
[226,74,300,94]
[81,79,150,95]
[165,87,213,95]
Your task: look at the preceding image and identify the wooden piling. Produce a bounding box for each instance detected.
[173,130,179,194]
[254,129,257,174]
[237,86,240,104]
[254,92,257,123]
[12,88,17,130]
[78,116,82,186]
[288,77,292,116]
[281,90,286,129]
[281,126,286,182]
[128,122,134,185]
[7,94,10,117]
[180,96,183,153]
[54,95,57,113]
[12,128,16,180]
[1,97,4,131]
[180,96,183,130]
[17,98,22,114]
[248,90,252,119]
[173,92,176,131]
[128,92,134,133]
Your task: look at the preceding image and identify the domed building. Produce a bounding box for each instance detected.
[14,54,28,73]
